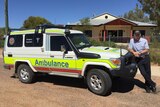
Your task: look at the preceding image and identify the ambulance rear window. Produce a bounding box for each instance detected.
[25,34,43,47]
[7,35,23,47]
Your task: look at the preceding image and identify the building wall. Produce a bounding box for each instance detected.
[70,25,155,43]
[105,25,131,37]
[93,14,117,20]
[92,26,103,40]
[92,25,132,40]
[92,25,155,41]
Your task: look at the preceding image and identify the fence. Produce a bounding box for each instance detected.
[106,36,130,43]
[105,35,160,43]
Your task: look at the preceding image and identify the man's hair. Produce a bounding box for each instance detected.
[134,30,141,36]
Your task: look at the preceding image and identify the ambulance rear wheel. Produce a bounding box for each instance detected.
[17,64,35,83]
[86,69,112,96]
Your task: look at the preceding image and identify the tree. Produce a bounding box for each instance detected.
[122,4,150,22]
[79,17,91,25]
[4,0,9,34]
[0,28,5,47]
[73,17,92,37]
[22,16,52,28]
[138,0,160,29]
[74,17,92,34]
[0,28,5,36]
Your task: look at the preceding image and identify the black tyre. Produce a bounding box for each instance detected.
[17,64,35,83]
[86,69,112,96]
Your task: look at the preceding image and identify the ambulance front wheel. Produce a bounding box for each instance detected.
[17,64,35,83]
[86,69,112,96]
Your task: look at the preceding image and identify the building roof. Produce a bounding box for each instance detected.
[68,12,157,27]
[129,20,157,26]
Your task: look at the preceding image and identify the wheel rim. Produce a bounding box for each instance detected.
[90,75,102,91]
[20,68,29,81]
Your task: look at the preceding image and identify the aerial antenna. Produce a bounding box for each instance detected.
[92,13,96,17]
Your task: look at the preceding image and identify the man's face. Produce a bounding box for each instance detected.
[134,33,141,41]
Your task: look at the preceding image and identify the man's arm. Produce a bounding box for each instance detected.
[139,40,149,55]
[128,48,140,57]
[128,39,140,57]
[139,49,149,55]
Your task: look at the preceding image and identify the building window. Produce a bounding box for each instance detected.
[50,36,72,51]
[84,30,92,37]
[108,30,117,37]
[8,35,23,47]
[108,30,123,37]
[25,34,43,47]
[118,30,123,37]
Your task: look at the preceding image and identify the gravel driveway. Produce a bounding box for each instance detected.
[0,48,160,107]
[0,58,160,107]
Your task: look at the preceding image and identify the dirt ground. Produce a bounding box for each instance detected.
[0,58,160,107]
[0,48,160,107]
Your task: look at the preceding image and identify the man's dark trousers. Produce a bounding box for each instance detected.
[136,55,155,87]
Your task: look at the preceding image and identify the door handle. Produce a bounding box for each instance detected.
[8,54,13,57]
[65,57,73,59]
[50,55,54,58]
[41,48,44,52]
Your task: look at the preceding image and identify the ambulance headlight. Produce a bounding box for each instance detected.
[110,58,121,67]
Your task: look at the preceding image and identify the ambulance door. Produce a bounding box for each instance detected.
[49,34,78,75]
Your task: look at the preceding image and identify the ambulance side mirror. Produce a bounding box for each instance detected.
[61,45,68,54]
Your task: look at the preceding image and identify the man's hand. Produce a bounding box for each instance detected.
[128,48,140,57]
[133,52,140,57]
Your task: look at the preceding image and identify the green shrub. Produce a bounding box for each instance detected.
[149,37,160,65]
[0,40,4,48]
[88,37,116,48]
[150,37,160,49]
[150,48,160,65]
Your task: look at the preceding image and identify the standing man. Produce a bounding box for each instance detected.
[128,30,156,93]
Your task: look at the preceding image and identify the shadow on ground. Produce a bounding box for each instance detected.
[34,74,147,93]
[111,77,145,93]
[35,74,87,89]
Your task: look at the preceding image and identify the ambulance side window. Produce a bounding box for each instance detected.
[25,34,43,47]
[50,36,72,51]
[7,35,23,47]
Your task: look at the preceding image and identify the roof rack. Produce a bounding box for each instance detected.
[8,24,69,35]
[35,24,66,34]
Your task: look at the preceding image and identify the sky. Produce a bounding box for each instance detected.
[0,0,140,28]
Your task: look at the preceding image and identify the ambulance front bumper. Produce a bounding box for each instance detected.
[110,56,137,78]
